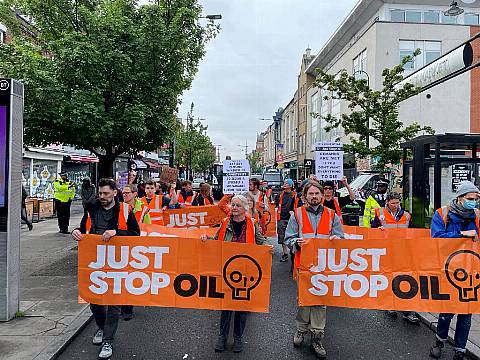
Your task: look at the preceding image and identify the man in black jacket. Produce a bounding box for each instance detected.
[72,178,140,359]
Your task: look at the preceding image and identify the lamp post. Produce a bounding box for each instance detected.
[186,117,205,180]
[199,14,222,20]
[354,70,370,149]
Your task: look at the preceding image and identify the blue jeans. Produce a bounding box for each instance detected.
[219,311,248,340]
[436,313,472,351]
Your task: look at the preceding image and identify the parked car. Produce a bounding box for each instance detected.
[192,178,204,191]
[262,169,283,200]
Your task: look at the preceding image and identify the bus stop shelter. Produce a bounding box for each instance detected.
[401,133,480,228]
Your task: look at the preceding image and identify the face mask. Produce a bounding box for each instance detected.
[463,200,477,210]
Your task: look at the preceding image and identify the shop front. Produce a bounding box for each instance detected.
[62,153,99,199]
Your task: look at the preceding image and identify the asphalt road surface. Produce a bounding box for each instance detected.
[59,238,468,360]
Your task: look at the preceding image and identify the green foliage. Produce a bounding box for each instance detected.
[0,0,219,176]
[247,151,263,174]
[175,103,215,174]
[314,49,434,172]
[15,310,25,318]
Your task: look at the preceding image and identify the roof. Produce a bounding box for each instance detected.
[401,133,480,149]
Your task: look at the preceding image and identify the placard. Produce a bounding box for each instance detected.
[160,166,179,184]
[451,164,471,192]
[315,141,343,181]
[223,160,250,194]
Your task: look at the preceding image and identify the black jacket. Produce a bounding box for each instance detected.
[78,199,140,236]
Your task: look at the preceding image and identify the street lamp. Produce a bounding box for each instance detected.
[353,70,370,149]
[444,2,464,16]
[199,14,222,20]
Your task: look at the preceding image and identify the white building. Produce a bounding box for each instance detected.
[305,0,480,160]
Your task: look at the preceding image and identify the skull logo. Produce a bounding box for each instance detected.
[223,255,262,301]
[445,250,480,302]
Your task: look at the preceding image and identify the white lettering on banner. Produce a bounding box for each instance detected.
[308,247,388,298]
[223,159,250,194]
[166,212,209,228]
[87,245,171,295]
[315,142,344,181]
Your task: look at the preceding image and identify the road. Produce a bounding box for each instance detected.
[59,238,467,360]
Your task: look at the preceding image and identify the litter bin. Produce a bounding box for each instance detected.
[342,202,362,226]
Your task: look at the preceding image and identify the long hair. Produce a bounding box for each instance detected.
[199,183,211,198]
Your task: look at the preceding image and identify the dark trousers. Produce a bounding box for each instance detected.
[55,200,71,231]
[121,305,133,315]
[21,206,32,228]
[436,313,472,351]
[219,311,248,340]
[90,304,121,342]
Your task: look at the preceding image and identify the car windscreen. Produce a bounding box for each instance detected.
[263,173,281,182]
[348,174,371,189]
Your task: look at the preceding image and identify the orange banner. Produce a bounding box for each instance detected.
[78,235,272,312]
[298,228,480,314]
[162,205,226,228]
[265,203,277,237]
[140,223,217,238]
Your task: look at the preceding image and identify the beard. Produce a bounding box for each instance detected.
[308,198,321,206]
[99,199,113,207]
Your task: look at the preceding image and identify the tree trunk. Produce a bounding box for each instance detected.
[97,154,116,179]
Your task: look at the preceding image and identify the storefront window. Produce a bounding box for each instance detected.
[22,158,31,195]
[63,162,91,198]
[31,160,58,199]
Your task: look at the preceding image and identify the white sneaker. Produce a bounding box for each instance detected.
[92,328,103,345]
[98,342,113,359]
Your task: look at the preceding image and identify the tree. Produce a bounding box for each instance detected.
[0,0,219,177]
[247,151,263,174]
[314,49,434,171]
[175,104,215,177]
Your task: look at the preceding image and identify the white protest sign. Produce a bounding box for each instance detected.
[223,159,250,194]
[314,142,344,181]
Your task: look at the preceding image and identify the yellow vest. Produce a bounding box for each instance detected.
[54,180,76,202]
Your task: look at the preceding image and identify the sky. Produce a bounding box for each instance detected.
[141,0,359,160]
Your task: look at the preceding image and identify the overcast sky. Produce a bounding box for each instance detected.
[141,0,358,160]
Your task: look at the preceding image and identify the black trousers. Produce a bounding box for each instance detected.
[21,206,32,228]
[90,304,121,342]
[55,200,71,232]
[219,311,248,340]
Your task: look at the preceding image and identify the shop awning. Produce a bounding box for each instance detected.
[131,159,148,169]
[144,160,162,169]
[65,154,99,163]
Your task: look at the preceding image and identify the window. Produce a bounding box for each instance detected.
[406,10,422,23]
[310,92,319,146]
[352,49,367,75]
[465,13,480,25]
[442,13,457,24]
[391,9,405,22]
[399,40,441,72]
[424,11,440,23]
[320,89,331,141]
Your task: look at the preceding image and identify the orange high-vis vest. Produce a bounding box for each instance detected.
[201,196,213,206]
[217,216,255,244]
[374,207,411,228]
[85,202,131,234]
[277,191,299,220]
[292,206,335,279]
[437,205,480,233]
[141,194,164,225]
[135,203,150,224]
[253,191,265,211]
[177,191,195,206]
[322,197,342,217]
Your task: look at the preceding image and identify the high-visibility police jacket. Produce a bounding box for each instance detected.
[363,194,386,228]
[374,207,411,228]
[214,216,266,244]
[133,198,151,224]
[141,194,165,225]
[290,206,335,278]
[54,179,76,203]
[177,191,196,206]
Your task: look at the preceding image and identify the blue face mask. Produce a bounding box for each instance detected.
[463,199,477,210]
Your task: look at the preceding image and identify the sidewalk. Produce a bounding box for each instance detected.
[0,207,91,360]
[1,214,480,360]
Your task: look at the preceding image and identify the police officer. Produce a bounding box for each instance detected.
[54,172,76,234]
[363,178,389,228]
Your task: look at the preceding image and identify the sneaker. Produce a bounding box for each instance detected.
[214,335,226,353]
[311,333,326,359]
[429,340,444,359]
[280,254,289,262]
[293,330,306,348]
[28,223,33,231]
[402,313,420,324]
[453,351,466,360]
[386,310,398,318]
[233,338,243,353]
[122,310,134,321]
[92,328,103,345]
[98,342,113,359]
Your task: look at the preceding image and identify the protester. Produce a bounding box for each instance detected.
[53,172,76,234]
[370,191,419,324]
[363,178,389,228]
[140,179,177,225]
[123,184,151,225]
[81,177,96,217]
[244,192,266,234]
[285,181,344,359]
[177,180,196,207]
[137,181,146,198]
[201,195,271,353]
[248,178,269,211]
[21,184,33,231]
[155,182,163,195]
[275,179,300,262]
[71,178,140,359]
[218,193,234,215]
[321,177,354,218]
[429,181,480,360]
[193,183,214,206]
